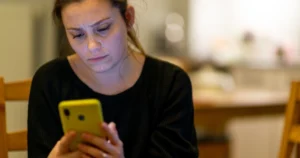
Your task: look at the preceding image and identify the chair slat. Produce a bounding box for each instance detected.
[7,130,27,151]
[279,81,300,158]
[0,77,31,158]
[4,80,31,100]
[289,126,300,143]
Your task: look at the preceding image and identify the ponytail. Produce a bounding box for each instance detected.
[127,27,145,55]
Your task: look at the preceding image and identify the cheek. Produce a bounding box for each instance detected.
[66,36,87,56]
[103,26,127,54]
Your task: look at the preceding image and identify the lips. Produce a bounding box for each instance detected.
[88,55,108,62]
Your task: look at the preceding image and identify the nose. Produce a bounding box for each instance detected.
[87,37,101,54]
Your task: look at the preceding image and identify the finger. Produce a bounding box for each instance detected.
[81,153,92,158]
[80,134,115,154]
[108,122,117,134]
[59,131,77,153]
[65,150,82,158]
[107,122,118,145]
[102,122,121,146]
[78,143,110,158]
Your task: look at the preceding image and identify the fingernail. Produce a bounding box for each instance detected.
[111,122,116,126]
[109,122,117,131]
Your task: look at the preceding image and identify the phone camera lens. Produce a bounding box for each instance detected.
[64,109,70,117]
[78,115,85,121]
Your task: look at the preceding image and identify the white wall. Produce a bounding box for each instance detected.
[0,1,56,158]
[227,115,284,158]
[0,0,57,70]
[0,3,33,158]
[130,0,172,53]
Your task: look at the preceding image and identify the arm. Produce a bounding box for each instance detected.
[147,70,199,158]
[27,69,63,158]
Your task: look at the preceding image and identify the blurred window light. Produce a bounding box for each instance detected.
[188,0,300,63]
[165,12,185,43]
[165,12,185,27]
[165,24,184,43]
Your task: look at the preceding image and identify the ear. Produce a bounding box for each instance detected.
[125,5,135,29]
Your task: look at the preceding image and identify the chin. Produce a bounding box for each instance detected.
[90,64,113,73]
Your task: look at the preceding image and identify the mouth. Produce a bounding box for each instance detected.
[88,55,108,62]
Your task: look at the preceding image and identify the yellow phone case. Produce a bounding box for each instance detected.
[58,98,105,151]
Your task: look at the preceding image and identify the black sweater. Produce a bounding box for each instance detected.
[27,55,199,158]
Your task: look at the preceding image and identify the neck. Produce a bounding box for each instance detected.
[69,51,145,95]
[79,54,133,86]
[95,54,133,87]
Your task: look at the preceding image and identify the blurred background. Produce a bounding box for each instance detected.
[1,0,300,157]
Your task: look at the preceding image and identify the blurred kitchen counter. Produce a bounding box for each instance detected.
[192,88,288,135]
[193,89,288,108]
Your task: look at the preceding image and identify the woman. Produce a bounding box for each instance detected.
[27,0,199,157]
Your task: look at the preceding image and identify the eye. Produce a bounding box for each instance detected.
[72,33,85,39]
[96,24,111,33]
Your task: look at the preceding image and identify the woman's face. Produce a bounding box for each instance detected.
[62,0,128,73]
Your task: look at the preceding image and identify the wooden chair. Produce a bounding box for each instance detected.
[0,77,31,158]
[279,81,300,158]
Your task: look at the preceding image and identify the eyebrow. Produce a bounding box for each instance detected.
[66,17,112,31]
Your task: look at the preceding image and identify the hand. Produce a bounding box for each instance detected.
[77,122,124,158]
[48,131,82,158]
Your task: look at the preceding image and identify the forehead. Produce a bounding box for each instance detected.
[62,0,117,26]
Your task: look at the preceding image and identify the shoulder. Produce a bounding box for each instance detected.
[146,55,191,86]
[31,57,70,87]
[145,56,194,124]
[144,55,192,103]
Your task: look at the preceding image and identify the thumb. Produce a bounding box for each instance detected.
[58,131,77,154]
[48,141,61,158]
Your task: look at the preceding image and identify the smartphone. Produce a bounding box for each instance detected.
[58,98,106,151]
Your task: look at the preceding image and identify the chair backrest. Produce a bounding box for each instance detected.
[0,77,31,158]
[279,81,300,158]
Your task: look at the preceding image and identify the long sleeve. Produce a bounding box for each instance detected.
[147,70,199,158]
[27,67,63,158]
